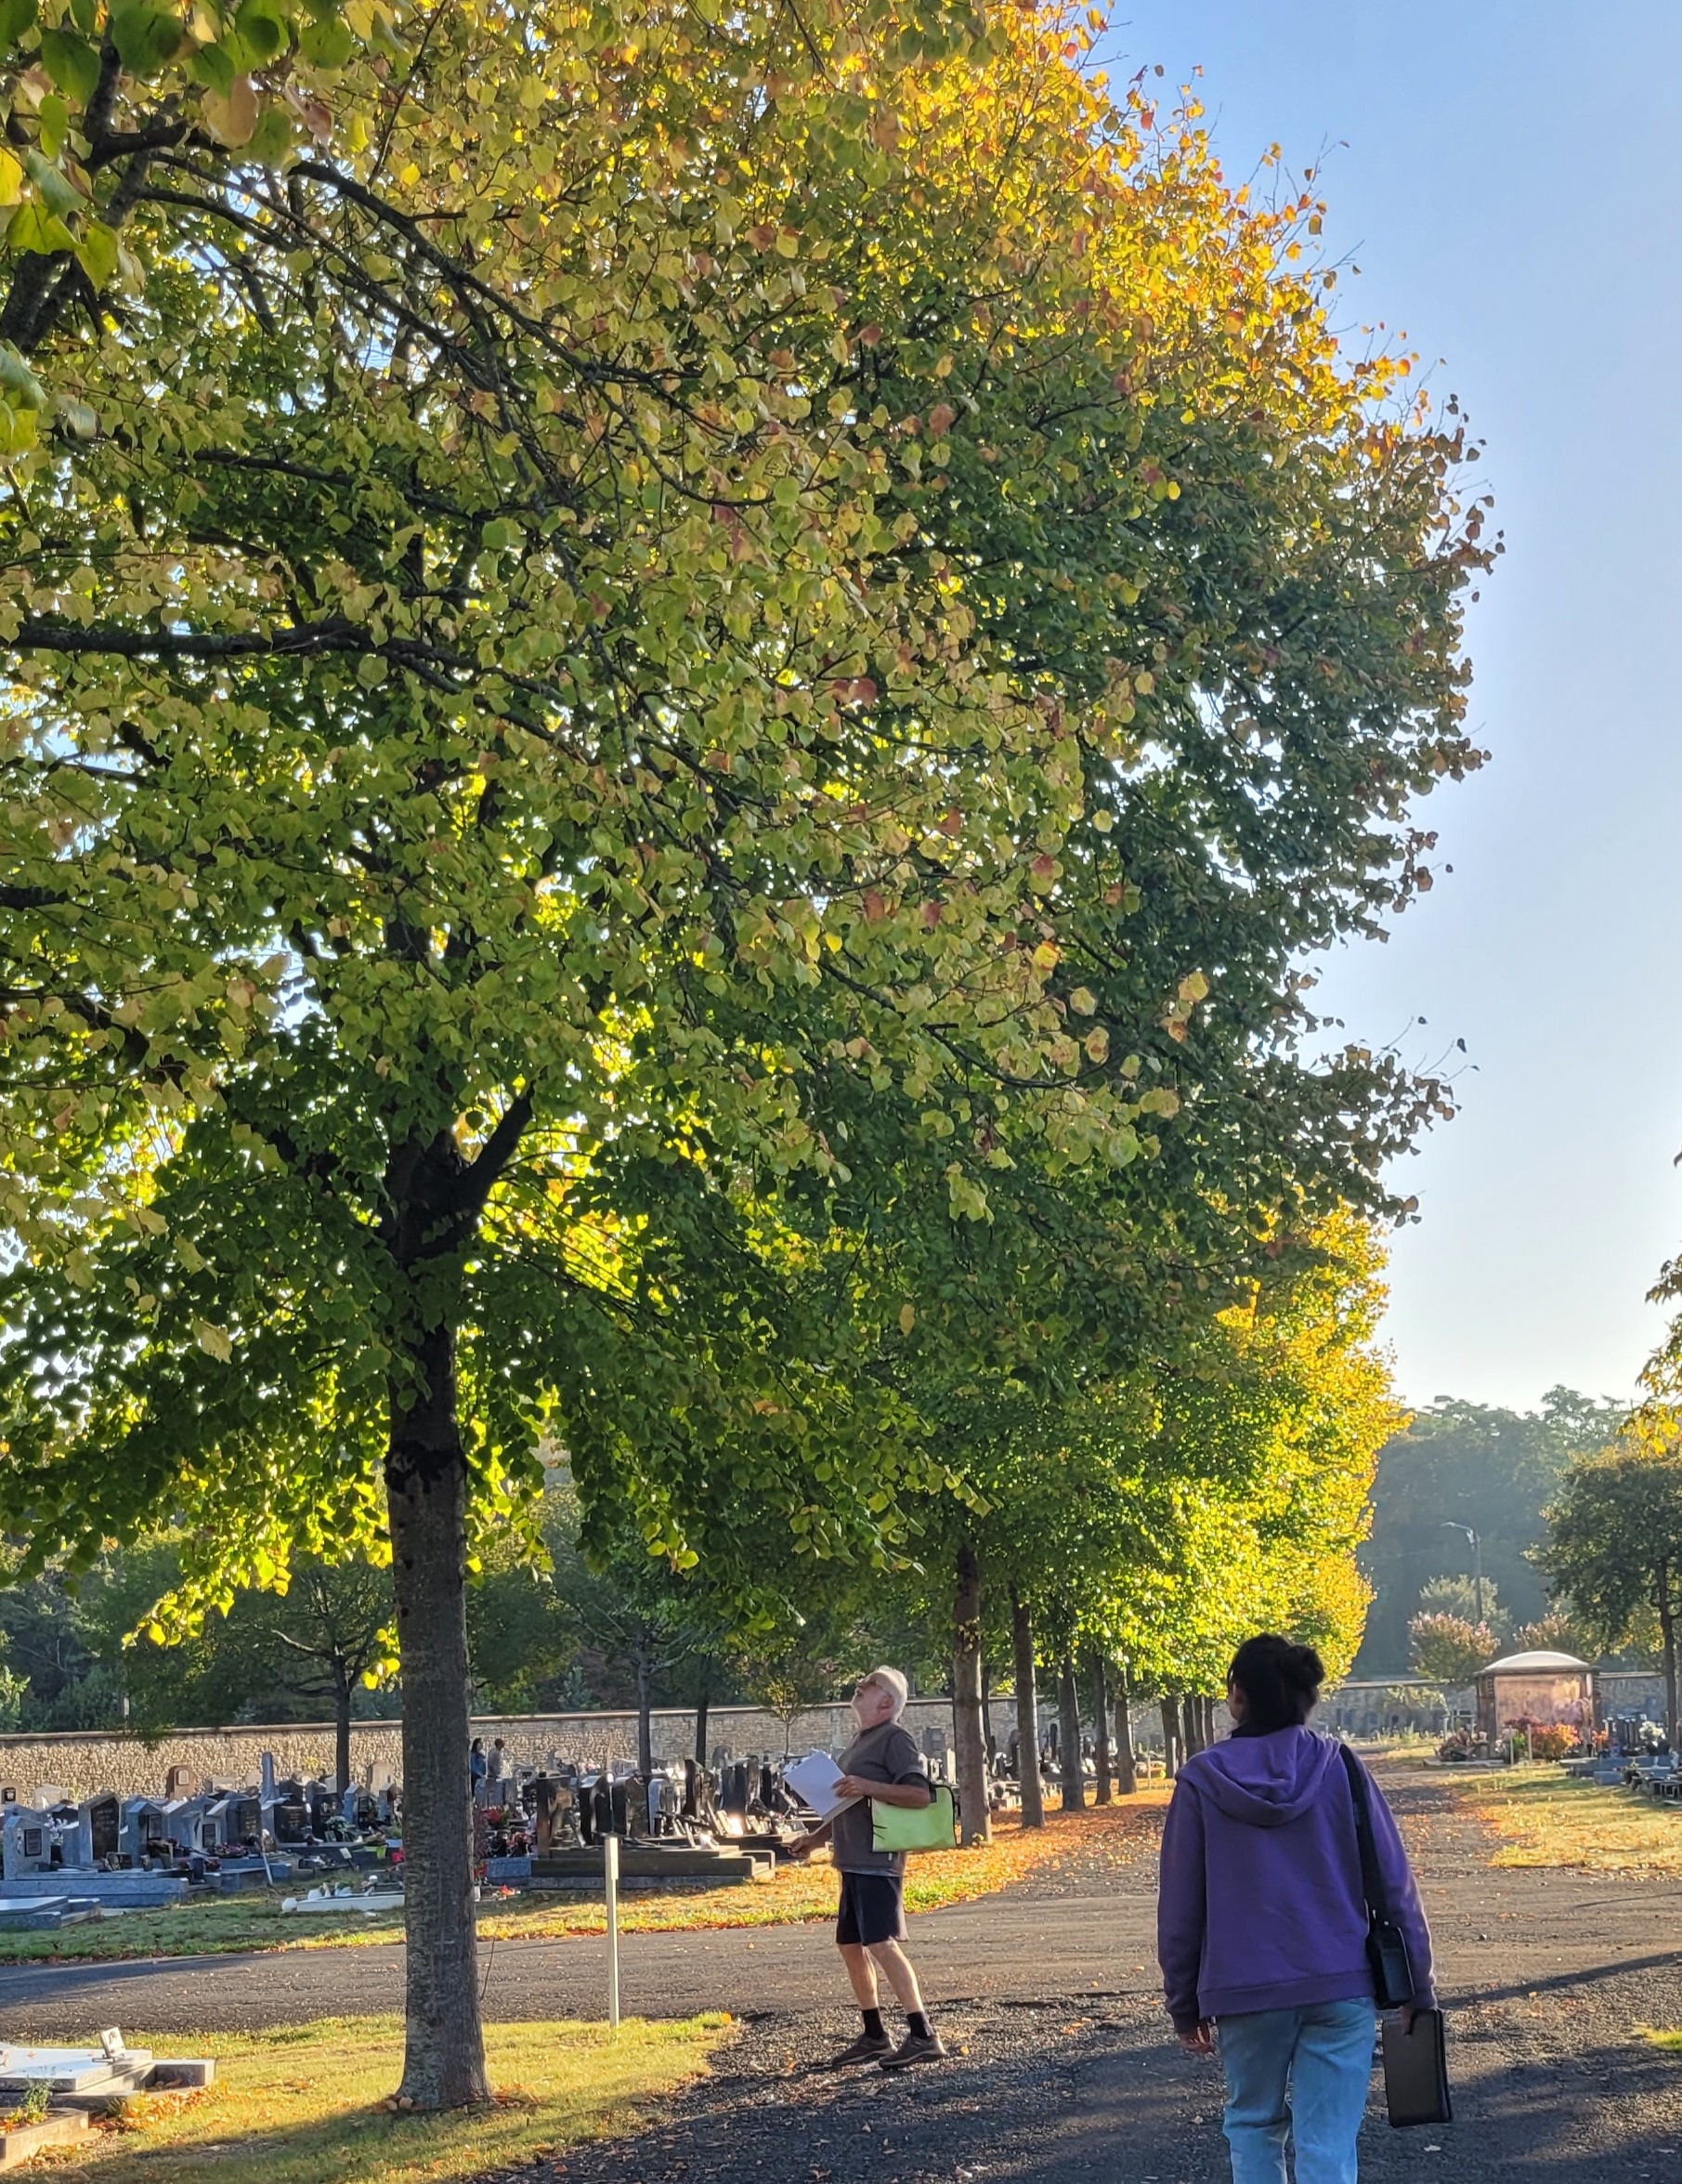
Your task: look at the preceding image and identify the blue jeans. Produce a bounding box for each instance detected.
[1217,1998,1376,2184]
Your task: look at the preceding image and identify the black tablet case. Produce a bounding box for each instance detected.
[1381,2008,1453,2127]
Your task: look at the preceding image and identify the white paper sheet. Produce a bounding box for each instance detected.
[783,1751,858,1822]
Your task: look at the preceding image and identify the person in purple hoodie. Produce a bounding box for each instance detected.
[1156,1634,1435,2184]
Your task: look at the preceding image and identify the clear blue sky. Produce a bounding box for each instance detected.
[1100,4,1682,1415]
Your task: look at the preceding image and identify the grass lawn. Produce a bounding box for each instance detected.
[1,1798,1167,1966]
[37,2014,728,2184]
[1443,1764,1682,1873]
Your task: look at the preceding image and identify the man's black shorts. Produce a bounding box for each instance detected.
[836,1871,907,1946]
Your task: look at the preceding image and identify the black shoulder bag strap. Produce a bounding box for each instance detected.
[1337,1742,1415,2008]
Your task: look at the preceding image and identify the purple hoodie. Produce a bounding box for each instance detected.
[1156,1728,1435,2031]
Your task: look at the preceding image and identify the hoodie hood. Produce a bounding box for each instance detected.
[1181,1726,1344,1828]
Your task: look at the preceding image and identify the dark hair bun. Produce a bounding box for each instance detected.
[1227,1633,1325,1732]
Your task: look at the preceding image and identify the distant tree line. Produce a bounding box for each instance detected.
[1355,1388,1626,1671]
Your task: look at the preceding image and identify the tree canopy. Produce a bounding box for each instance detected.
[1,0,1488,2106]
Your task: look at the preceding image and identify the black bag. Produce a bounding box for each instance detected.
[1336,1743,1415,2008]
[1380,2009,1453,2129]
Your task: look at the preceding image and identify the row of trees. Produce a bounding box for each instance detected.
[6,1211,1396,1806]
[0,0,1488,2107]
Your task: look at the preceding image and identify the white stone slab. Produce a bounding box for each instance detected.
[0,2045,153,2092]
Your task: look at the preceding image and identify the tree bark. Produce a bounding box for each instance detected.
[387,1317,488,2109]
[951,1541,991,1845]
[1180,1694,1204,1758]
[1159,1696,1180,1778]
[1059,1655,1085,1810]
[1113,1667,1137,1796]
[1010,1587,1045,1830]
[635,1640,655,1781]
[694,1671,711,1771]
[1091,1654,1112,1805]
[333,1661,353,1801]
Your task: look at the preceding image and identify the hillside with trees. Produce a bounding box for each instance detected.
[1354,1389,1625,1671]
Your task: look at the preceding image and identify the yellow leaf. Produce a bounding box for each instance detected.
[202,77,258,148]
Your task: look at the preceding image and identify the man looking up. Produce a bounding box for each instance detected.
[789,1666,945,2069]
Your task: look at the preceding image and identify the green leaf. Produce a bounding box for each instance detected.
[298,13,353,65]
[37,94,70,161]
[0,396,39,457]
[0,0,38,47]
[187,39,236,90]
[111,5,185,73]
[6,200,77,255]
[38,26,101,103]
[233,0,288,59]
[0,342,46,410]
[245,104,293,163]
[23,149,87,222]
[74,217,119,289]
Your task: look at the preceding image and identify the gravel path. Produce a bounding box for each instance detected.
[539,1772,1682,2184]
[7,1769,1682,2179]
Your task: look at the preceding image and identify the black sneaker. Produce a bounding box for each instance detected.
[879,2029,947,2069]
[828,2031,894,2069]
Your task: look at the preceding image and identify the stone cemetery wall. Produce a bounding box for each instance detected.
[0,1697,972,1799]
[0,1689,1198,1800]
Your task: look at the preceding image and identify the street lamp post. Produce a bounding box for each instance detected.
[1441,1522,1484,1627]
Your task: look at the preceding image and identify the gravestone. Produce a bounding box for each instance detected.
[1,1811,56,1879]
[72,1796,120,1869]
[119,1799,167,1864]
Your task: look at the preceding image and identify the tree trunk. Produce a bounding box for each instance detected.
[333,1662,354,1801]
[635,1641,655,1781]
[1662,1566,1679,1749]
[1091,1654,1112,1805]
[387,1318,488,2109]
[1180,1694,1204,1758]
[951,1541,991,1845]
[1205,1693,1220,1746]
[694,1671,711,1771]
[1113,1667,1137,1796]
[1159,1696,1180,1778]
[1059,1655,1085,1810]
[1010,1587,1045,1830]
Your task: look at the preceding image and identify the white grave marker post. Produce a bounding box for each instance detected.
[603,1833,621,2029]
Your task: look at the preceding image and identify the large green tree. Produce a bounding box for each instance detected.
[1537,1436,1682,1740]
[0,0,1485,2105]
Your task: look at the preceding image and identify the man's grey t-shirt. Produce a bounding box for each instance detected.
[829,1719,931,1877]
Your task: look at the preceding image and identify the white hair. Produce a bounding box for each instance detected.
[870,1666,909,1718]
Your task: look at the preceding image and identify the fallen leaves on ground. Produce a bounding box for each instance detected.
[479,1795,1172,1942]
